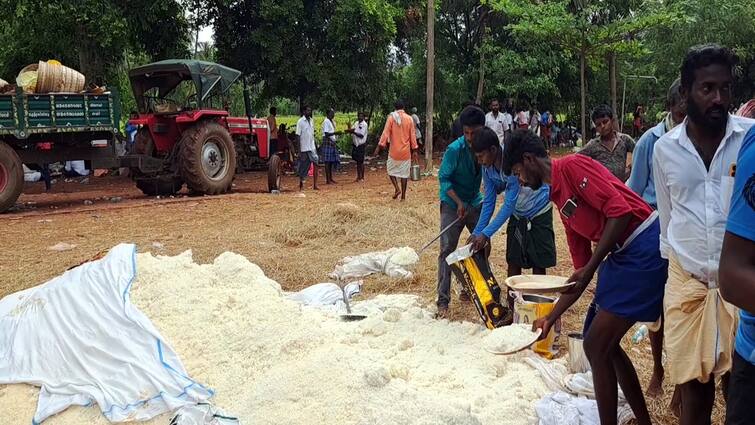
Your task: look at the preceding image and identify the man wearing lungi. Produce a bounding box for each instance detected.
[505,129,666,425]
[653,44,755,425]
[321,108,343,185]
[720,124,755,425]
[374,100,419,201]
[467,127,556,305]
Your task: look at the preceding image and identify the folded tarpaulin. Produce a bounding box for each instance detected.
[0,244,212,423]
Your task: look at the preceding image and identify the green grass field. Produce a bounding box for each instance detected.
[277,113,376,151]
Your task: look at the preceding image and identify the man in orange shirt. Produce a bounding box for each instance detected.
[374,100,419,200]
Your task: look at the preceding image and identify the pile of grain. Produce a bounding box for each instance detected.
[483,324,540,353]
[0,250,549,425]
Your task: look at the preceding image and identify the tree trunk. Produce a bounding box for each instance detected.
[475,50,485,105]
[580,49,587,146]
[475,17,487,105]
[76,25,105,86]
[609,51,618,130]
[425,0,435,172]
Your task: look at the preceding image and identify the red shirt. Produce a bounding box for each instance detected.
[550,155,653,269]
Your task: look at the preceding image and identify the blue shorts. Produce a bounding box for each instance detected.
[584,217,667,332]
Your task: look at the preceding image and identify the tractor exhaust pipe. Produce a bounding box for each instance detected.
[243,78,254,135]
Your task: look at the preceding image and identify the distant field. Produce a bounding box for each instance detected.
[277,113,376,151]
[277,113,367,135]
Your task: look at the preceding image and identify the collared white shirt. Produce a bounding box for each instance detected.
[653,114,755,284]
[322,118,336,142]
[296,116,315,153]
[503,112,513,130]
[485,111,507,144]
[352,120,368,147]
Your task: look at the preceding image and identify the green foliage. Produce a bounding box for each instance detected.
[0,0,190,84]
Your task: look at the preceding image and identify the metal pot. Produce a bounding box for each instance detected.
[410,164,421,181]
[567,332,591,373]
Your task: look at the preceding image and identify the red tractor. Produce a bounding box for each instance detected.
[122,60,284,196]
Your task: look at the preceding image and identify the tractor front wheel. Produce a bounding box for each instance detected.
[0,141,23,213]
[268,154,282,192]
[179,121,236,195]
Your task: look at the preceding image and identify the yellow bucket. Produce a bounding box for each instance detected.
[514,293,558,358]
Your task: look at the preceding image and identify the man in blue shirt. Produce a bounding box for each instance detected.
[436,106,485,318]
[627,79,686,208]
[720,126,755,425]
[467,127,555,290]
[625,78,686,398]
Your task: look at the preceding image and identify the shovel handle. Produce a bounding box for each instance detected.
[418,217,462,255]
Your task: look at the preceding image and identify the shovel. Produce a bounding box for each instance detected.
[417,216,461,255]
[338,280,367,321]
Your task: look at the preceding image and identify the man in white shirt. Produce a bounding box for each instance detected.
[653,44,755,425]
[411,107,423,150]
[484,98,508,146]
[348,111,369,182]
[321,108,343,185]
[503,108,513,142]
[295,105,319,191]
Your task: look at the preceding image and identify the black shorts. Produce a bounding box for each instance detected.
[352,144,366,163]
[726,351,755,425]
[506,207,557,269]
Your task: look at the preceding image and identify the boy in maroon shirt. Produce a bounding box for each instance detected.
[503,129,667,425]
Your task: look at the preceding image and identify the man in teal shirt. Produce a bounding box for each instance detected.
[436,105,485,318]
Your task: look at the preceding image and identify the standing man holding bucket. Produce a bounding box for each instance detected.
[505,129,666,425]
[435,105,486,319]
[374,100,418,201]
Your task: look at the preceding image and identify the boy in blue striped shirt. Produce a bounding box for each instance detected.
[468,127,556,280]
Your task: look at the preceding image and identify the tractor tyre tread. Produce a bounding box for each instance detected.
[179,121,236,195]
[0,141,24,213]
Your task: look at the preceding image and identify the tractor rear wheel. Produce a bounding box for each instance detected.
[179,121,236,195]
[268,154,282,192]
[0,141,23,213]
[135,176,183,197]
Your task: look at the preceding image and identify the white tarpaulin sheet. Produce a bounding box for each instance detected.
[329,247,419,281]
[0,244,212,423]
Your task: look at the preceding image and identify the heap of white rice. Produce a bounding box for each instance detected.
[0,250,549,425]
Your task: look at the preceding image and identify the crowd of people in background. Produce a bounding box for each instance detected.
[284,43,755,425]
[433,43,755,425]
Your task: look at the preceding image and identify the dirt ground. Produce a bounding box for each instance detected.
[0,159,725,424]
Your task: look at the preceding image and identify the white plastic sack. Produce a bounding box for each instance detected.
[286,281,362,307]
[330,247,419,281]
[535,391,634,425]
[0,244,212,423]
[526,356,633,425]
[171,404,239,425]
[536,391,598,425]
[445,243,474,265]
[64,160,90,176]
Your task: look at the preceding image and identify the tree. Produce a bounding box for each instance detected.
[0,0,190,83]
[487,0,675,136]
[211,0,400,113]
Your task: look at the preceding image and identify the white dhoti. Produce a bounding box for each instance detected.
[386,157,411,179]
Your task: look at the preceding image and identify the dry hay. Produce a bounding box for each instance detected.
[0,168,729,424]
